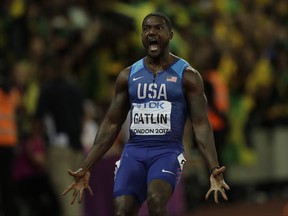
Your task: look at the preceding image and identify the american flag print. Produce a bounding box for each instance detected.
[166,76,177,82]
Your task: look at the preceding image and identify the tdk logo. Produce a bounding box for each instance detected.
[136,102,165,109]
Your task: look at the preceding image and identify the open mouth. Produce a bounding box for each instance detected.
[149,40,159,51]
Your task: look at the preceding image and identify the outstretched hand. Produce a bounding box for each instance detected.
[205,166,230,204]
[62,168,93,205]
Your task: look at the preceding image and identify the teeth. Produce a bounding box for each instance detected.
[149,44,158,51]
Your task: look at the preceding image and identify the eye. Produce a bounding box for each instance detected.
[143,26,150,32]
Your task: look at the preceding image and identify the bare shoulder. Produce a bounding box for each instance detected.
[115,67,131,90]
[183,65,204,93]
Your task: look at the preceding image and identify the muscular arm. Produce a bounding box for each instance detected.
[80,68,130,172]
[183,67,219,170]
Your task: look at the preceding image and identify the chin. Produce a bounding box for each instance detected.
[148,50,161,58]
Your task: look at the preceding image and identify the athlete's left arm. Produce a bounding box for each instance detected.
[183,66,229,203]
[183,66,219,169]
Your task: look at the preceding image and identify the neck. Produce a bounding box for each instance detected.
[144,52,177,74]
[146,52,171,65]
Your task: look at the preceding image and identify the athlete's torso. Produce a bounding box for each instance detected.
[127,57,190,147]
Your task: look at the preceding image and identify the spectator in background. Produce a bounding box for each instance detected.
[11,60,40,147]
[0,74,20,216]
[81,100,100,155]
[35,54,85,216]
[12,121,61,216]
[204,80,229,165]
[9,59,60,216]
[201,47,230,165]
[267,42,288,125]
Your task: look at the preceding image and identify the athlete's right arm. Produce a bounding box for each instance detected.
[62,67,131,204]
[80,67,131,172]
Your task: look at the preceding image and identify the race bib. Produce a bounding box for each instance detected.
[130,101,171,135]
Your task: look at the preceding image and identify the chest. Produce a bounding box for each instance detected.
[129,69,183,102]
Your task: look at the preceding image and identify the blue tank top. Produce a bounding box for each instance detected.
[127,57,189,147]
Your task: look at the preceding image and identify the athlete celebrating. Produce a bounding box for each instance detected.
[63,12,230,215]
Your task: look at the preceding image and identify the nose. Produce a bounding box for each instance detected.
[148,27,156,35]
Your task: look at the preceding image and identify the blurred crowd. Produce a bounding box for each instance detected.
[0,0,288,215]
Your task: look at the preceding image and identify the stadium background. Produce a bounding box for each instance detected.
[0,0,287,215]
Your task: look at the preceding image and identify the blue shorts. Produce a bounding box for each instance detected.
[113,144,186,204]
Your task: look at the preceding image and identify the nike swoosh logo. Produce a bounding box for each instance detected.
[162,169,176,175]
[133,76,144,81]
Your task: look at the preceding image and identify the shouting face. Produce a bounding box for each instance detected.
[141,15,173,58]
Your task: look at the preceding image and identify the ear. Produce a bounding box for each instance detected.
[169,31,173,40]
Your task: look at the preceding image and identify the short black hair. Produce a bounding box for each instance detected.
[142,12,172,31]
